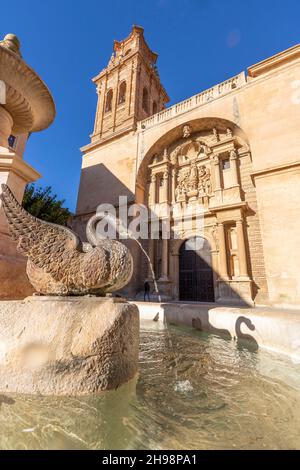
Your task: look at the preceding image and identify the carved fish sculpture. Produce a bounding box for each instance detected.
[0,184,133,296]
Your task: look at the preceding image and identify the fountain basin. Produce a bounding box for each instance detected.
[1,321,300,449]
[133,301,300,361]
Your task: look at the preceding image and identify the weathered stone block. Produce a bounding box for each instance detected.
[0,297,139,395]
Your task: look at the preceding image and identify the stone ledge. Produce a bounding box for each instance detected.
[133,301,300,362]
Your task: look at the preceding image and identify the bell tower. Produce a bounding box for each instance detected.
[91,25,169,143]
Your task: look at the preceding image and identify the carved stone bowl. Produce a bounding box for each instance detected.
[0,36,55,134]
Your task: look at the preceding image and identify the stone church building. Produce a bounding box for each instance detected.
[74,26,300,308]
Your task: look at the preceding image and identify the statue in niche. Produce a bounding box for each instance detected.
[226,127,233,138]
[213,154,220,164]
[212,128,219,142]
[211,225,219,251]
[183,124,191,138]
[197,143,208,159]
[198,165,212,196]
[198,165,206,189]
[203,167,212,195]
[175,172,188,201]
[198,166,205,195]
[230,149,237,160]
[175,182,186,202]
[188,162,198,191]
[177,150,190,164]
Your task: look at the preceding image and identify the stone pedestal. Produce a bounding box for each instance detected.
[0,34,55,299]
[0,232,34,299]
[0,138,40,299]
[0,296,139,395]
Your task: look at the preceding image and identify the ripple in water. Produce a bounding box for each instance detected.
[0,321,300,450]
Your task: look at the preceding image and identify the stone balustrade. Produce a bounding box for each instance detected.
[138,72,246,131]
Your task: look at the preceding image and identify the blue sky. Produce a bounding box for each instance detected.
[1,0,299,211]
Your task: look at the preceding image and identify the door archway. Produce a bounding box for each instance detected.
[179,237,214,302]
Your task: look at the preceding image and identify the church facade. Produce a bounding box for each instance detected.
[74,26,300,308]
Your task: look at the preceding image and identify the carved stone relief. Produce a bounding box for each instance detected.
[147,126,245,206]
[174,163,212,202]
[182,124,191,138]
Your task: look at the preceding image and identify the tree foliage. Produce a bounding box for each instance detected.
[22,184,71,226]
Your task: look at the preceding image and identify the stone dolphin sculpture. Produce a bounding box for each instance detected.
[0,184,133,296]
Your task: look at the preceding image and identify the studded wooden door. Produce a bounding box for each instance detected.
[179,237,214,302]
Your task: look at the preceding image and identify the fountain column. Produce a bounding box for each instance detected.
[0,107,13,147]
[0,34,55,299]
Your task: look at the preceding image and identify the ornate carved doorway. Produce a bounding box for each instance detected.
[179,237,214,302]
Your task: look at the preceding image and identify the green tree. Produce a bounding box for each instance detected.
[22,184,71,226]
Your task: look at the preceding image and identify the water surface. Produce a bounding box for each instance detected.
[1,320,300,450]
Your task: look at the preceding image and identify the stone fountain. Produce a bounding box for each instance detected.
[0,34,55,299]
[0,35,139,395]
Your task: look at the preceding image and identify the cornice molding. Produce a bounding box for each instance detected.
[251,161,300,180]
[248,43,300,78]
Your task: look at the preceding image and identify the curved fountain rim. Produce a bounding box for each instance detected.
[0,45,56,133]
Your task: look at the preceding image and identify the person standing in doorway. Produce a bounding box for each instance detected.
[144,280,150,302]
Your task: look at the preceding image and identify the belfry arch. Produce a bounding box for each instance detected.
[136,117,268,305]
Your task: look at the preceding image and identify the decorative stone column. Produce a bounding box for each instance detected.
[160,238,169,280]
[230,149,239,186]
[236,219,249,278]
[172,252,180,300]
[149,173,156,205]
[217,222,229,279]
[172,167,177,203]
[162,170,169,203]
[213,154,221,190]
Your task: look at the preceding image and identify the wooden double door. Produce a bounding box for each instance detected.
[179,237,214,302]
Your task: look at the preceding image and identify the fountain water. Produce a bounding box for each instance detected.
[86,212,162,302]
[86,213,195,390]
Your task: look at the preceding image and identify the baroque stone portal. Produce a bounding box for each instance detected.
[145,124,254,303]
